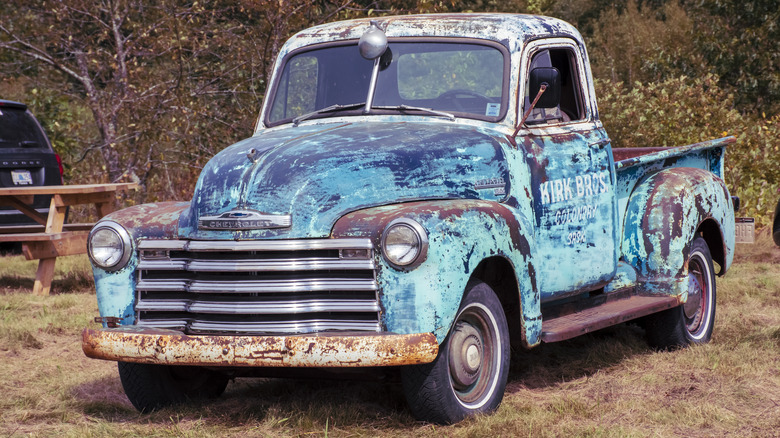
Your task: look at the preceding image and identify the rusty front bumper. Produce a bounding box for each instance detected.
[82,326,439,367]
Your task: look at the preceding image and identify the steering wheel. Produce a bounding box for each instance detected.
[436,89,490,111]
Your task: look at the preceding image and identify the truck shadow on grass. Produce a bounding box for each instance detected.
[70,323,652,427]
[508,323,651,390]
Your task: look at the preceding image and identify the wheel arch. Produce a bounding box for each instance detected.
[697,217,727,275]
[470,256,524,350]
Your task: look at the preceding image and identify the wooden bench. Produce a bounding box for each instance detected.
[0,223,95,234]
[0,183,137,295]
[0,230,90,258]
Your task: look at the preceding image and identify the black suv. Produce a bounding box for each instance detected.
[0,99,64,226]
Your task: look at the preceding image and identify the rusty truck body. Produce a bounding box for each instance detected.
[82,14,736,424]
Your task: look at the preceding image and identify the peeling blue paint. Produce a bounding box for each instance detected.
[179,122,510,240]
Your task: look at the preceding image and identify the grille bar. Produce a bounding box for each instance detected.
[137,238,373,252]
[135,238,380,335]
[137,278,378,294]
[137,319,381,334]
[137,258,375,272]
[136,298,381,314]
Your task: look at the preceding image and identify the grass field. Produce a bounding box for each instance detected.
[1,234,779,437]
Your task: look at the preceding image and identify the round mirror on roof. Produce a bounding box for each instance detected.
[359,20,388,60]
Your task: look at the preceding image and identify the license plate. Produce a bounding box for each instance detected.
[11,169,33,186]
[735,217,755,244]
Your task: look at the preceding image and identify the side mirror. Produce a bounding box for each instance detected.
[359,21,388,60]
[529,67,561,109]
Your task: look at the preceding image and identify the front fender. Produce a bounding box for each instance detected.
[622,168,734,295]
[91,202,190,326]
[332,199,541,345]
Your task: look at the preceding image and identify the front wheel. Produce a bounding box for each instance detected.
[118,362,229,412]
[401,280,510,424]
[644,236,716,349]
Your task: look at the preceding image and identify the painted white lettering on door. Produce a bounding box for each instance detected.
[553,204,599,226]
[540,171,610,205]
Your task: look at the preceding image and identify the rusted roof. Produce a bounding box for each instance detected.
[280,13,581,55]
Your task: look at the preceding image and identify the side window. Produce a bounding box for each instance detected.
[524,47,585,125]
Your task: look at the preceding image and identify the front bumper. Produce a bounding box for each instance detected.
[82,326,439,367]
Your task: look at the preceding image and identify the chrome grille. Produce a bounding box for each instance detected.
[135,239,380,335]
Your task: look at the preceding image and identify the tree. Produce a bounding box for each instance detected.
[685,0,780,114]
[0,0,365,199]
[0,0,168,185]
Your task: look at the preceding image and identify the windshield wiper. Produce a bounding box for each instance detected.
[292,102,366,126]
[374,105,455,121]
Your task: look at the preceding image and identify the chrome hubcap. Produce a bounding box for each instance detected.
[684,272,702,320]
[684,254,708,334]
[449,322,483,389]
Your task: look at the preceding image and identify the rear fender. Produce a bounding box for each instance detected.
[332,199,542,347]
[621,168,734,296]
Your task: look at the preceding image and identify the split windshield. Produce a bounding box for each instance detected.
[267,41,507,125]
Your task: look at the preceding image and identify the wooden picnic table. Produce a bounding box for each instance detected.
[0,183,138,295]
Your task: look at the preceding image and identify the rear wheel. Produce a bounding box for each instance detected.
[644,236,716,349]
[401,280,510,424]
[118,362,229,412]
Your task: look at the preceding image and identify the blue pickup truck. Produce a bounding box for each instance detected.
[82,14,736,424]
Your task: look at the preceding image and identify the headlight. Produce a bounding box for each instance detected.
[88,221,132,271]
[381,218,428,270]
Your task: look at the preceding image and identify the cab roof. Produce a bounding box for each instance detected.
[281,13,582,56]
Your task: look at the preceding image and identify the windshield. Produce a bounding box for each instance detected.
[267,41,507,125]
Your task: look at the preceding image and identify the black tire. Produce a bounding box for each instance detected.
[118,362,229,412]
[401,280,510,424]
[644,236,716,349]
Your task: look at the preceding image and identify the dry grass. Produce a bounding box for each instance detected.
[1,235,779,437]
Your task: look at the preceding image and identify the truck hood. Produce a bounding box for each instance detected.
[178,121,510,239]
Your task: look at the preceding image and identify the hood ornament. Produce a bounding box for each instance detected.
[199,209,292,230]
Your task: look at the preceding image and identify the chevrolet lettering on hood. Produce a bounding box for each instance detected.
[198,209,291,230]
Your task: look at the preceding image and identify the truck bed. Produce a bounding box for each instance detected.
[611,137,734,170]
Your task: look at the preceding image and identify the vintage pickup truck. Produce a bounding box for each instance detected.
[82,14,736,424]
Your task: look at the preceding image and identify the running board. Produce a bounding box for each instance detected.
[541,292,680,343]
